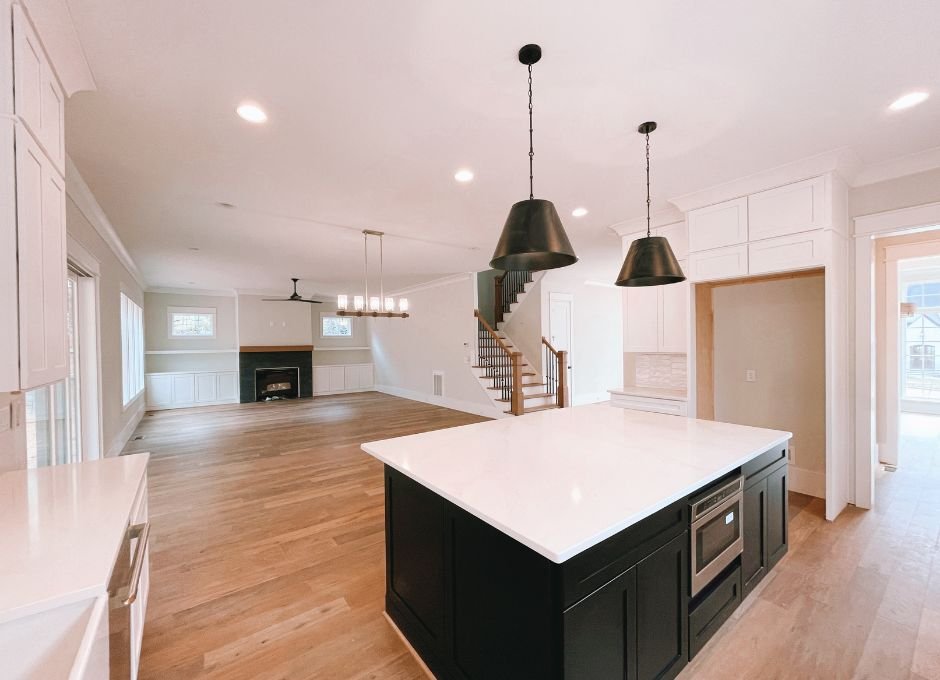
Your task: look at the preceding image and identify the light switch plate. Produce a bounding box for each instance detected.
[745,369,757,382]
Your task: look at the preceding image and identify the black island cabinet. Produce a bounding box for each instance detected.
[383,445,788,680]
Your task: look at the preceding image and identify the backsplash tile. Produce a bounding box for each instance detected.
[635,354,687,390]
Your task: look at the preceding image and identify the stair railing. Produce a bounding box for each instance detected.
[475,310,524,415]
[493,270,534,325]
[541,336,568,409]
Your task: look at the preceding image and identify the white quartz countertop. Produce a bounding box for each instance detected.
[363,405,789,563]
[0,454,149,623]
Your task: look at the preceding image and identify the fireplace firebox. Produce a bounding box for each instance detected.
[255,367,300,401]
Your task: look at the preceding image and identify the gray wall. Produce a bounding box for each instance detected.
[144,292,238,373]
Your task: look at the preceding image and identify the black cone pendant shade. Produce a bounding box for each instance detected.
[490,44,577,272]
[615,122,685,287]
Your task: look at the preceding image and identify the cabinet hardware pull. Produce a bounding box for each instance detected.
[124,522,150,606]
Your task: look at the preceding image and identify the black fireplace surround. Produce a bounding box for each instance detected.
[239,350,313,403]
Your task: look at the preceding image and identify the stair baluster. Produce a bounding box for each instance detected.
[475,310,523,415]
[493,270,533,325]
[542,336,568,409]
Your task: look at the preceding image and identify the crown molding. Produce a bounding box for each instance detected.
[387,272,474,297]
[146,286,236,297]
[65,155,146,289]
[608,207,685,237]
[670,148,861,213]
[851,146,940,188]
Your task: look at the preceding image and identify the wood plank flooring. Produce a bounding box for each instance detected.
[125,395,940,679]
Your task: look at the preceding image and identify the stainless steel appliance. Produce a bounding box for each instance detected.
[690,475,743,596]
[108,521,150,679]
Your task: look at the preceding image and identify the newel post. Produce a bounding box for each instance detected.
[556,350,568,409]
[511,352,524,416]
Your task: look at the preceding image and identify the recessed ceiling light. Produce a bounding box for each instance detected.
[572,207,588,218]
[454,169,474,183]
[236,102,267,123]
[889,92,929,111]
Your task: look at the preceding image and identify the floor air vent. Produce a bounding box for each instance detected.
[432,371,444,397]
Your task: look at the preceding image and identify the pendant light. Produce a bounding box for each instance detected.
[615,122,686,287]
[490,44,577,272]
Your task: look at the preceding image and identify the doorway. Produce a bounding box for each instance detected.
[548,292,573,402]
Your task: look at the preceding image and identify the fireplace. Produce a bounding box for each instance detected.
[238,346,314,403]
[255,367,300,401]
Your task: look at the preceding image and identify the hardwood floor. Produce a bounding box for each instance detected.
[126,396,940,679]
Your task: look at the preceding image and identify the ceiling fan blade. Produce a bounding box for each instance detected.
[300,299,323,304]
[262,298,292,302]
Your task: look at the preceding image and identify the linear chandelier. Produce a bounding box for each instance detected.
[336,230,410,318]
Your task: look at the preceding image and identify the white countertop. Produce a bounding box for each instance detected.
[363,405,789,563]
[0,454,149,623]
[609,386,689,401]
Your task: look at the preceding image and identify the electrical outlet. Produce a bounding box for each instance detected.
[745,369,757,382]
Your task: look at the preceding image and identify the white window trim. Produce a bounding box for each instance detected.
[167,306,217,339]
[319,312,354,339]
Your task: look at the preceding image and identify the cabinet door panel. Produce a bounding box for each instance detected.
[635,531,688,680]
[657,222,689,260]
[145,375,173,407]
[766,465,789,568]
[624,286,659,353]
[13,6,43,136]
[171,374,195,404]
[748,176,828,240]
[216,372,238,400]
[329,366,345,392]
[195,373,217,402]
[742,479,767,596]
[564,566,637,680]
[687,245,748,283]
[358,364,374,389]
[344,365,360,390]
[659,273,689,354]
[313,366,331,394]
[687,198,748,252]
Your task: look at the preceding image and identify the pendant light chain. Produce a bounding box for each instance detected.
[528,63,534,201]
[645,131,652,238]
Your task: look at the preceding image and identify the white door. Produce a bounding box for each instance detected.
[549,293,573,401]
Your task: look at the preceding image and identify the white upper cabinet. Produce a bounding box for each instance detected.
[659,273,689,354]
[687,197,748,252]
[15,127,67,389]
[748,231,828,275]
[0,120,18,392]
[688,244,748,282]
[13,5,65,175]
[657,222,689,260]
[747,176,828,241]
[623,286,660,353]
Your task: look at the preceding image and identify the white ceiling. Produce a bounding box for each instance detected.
[64,0,940,295]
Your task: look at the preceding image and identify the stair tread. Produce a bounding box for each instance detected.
[504,404,560,415]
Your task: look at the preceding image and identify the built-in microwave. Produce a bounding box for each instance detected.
[689,475,743,596]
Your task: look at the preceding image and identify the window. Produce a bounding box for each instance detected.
[905,282,940,308]
[121,293,144,406]
[321,314,353,338]
[909,345,936,371]
[902,279,940,404]
[168,306,216,338]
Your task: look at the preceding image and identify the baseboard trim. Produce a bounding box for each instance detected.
[383,612,435,679]
[107,399,145,457]
[572,392,611,406]
[374,384,505,420]
[312,387,376,397]
[144,398,240,411]
[789,465,825,499]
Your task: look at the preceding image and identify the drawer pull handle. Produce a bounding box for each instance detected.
[124,522,150,606]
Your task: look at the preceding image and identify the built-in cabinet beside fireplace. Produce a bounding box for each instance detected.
[146,370,239,409]
[313,363,374,395]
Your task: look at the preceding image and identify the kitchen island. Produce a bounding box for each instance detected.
[363,405,791,680]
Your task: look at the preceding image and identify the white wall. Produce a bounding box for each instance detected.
[712,275,826,496]
[144,292,237,373]
[502,275,544,372]
[850,168,940,218]
[311,310,372,366]
[237,294,313,346]
[370,275,498,417]
[66,196,145,457]
[538,265,623,405]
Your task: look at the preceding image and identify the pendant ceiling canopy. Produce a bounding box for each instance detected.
[615,122,686,287]
[490,44,577,272]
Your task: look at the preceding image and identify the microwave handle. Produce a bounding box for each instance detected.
[123,522,150,606]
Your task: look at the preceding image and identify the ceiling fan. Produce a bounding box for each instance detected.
[263,278,323,304]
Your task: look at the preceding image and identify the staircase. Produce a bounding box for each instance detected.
[472,271,568,416]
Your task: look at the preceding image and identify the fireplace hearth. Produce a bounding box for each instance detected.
[255,367,299,401]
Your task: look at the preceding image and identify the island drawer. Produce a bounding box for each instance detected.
[561,497,688,608]
[689,563,741,659]
[742,444,787,483]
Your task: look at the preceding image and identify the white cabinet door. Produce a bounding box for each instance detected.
[171,374,195,404]
[748,231,827,275]
[623,286,659,353]
[344,365,360,390]
[195,373,217,403]
[688,244,748,282]
[657,221,689,260]
[15,127,67,389]
[329,366,345,392]
[216,371,238,400]
[357,364,374,389]
[0,120,18,393]
[660,273,689,354]
[129,478,149,680]
[610,393,688,416]
[313,366,331,394]
[748,176,828,241]
[145,375,173,407]
[13,5,65,174]
[687,197,748,252]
